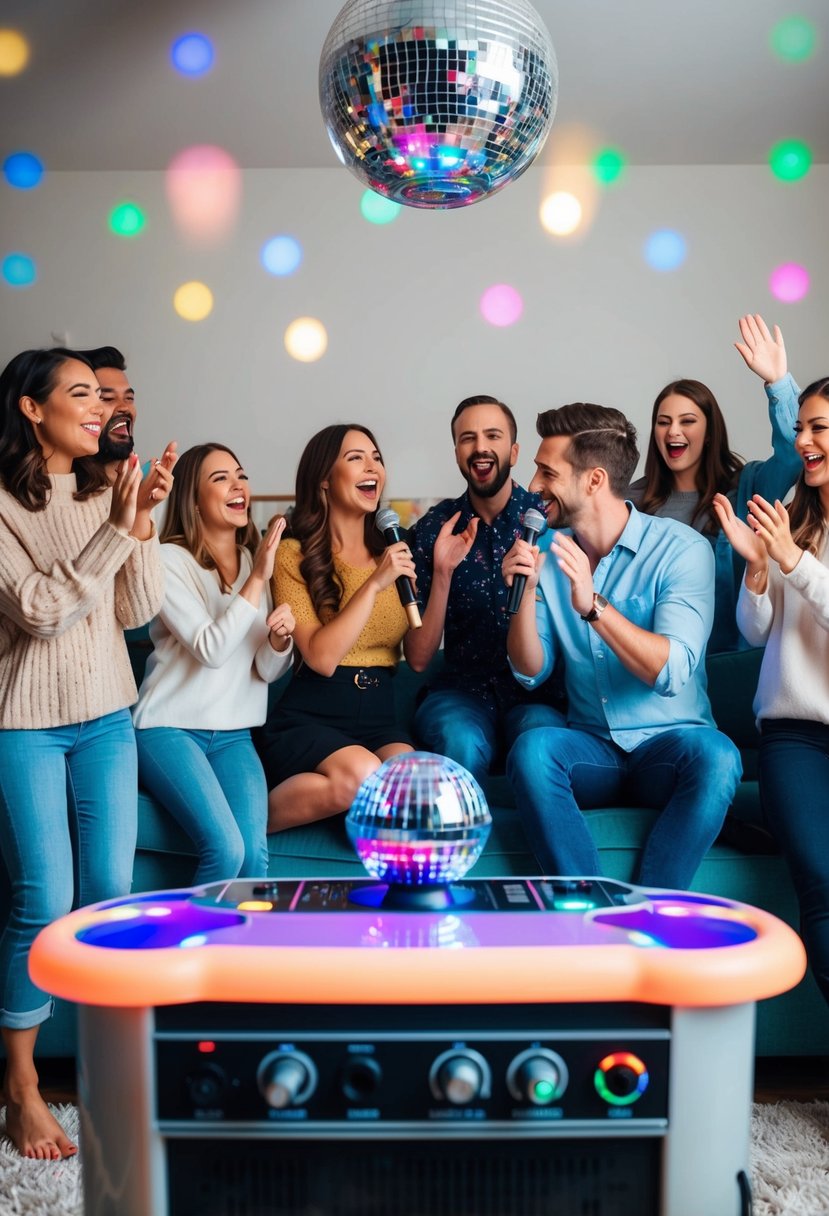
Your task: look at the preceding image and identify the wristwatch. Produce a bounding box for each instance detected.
[580,593,609,623]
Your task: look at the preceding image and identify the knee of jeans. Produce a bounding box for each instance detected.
[12,881,73,929]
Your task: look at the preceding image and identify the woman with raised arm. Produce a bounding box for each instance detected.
[132,443,295,882]
[714,377,829,1009]
[261,424,416,832]
[0,348,164,1159]
[630,314,802,652]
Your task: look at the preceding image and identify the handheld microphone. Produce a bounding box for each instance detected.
[506,507,547,615]
[375,507,423,630]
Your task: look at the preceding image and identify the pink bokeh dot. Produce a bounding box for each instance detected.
[480,284,524,327]
[769,262,810,303]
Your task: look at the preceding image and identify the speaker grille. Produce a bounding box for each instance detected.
[168,1137,660,1216]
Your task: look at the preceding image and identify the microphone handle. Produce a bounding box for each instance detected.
[381,525,423,629]
[506,525,541,615]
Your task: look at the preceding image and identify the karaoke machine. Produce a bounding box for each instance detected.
[31,875,806,1216]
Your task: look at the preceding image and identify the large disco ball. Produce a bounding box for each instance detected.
[346,751,491,887]
[319,0,558,209]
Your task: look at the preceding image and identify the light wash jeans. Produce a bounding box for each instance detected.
[0,708,137,1029]
[414,689,566,784]
[507,724,742,890]
[135,727,269,885]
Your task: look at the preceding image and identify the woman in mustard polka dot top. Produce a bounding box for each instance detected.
[261,424,417,831]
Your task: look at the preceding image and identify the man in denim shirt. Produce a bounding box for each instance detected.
[504,402,742,890]
[405,395,564,783]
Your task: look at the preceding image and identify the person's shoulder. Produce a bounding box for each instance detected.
[637,509,712,559]
[410,495,466,533]
[276,536,304,572]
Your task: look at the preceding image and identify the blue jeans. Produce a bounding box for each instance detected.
[507,725,742,889]
[760,719,829,1009]
[0,709,137,1029]
[136,728,269,884]
[414,689,566,784]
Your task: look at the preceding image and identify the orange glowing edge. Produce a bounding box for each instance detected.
[29,903,806,1009]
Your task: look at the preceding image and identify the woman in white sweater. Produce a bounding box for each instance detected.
[714,376,829,1010]
[0,348,165,1159]
[133,443,294,884]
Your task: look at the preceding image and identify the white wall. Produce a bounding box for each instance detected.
[1,163,826,498]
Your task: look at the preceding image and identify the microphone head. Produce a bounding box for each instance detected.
[375,507,401,533]
[523,507,547,536]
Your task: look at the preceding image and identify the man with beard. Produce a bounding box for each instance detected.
[78,345,176,512]
[502,402,741,889]
[405,395,565,782]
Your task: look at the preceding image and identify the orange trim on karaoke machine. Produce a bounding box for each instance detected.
[29,900,806,1009]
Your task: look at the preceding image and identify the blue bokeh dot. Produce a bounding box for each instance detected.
[171,32,214,76]
[3,151,44,190]
[2,253,37,286]
[644,229,687,272]
[260,235,303,276]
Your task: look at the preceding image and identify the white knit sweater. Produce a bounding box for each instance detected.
[132,544,293,731]
[736,544,829,726]
[0,475,163,729]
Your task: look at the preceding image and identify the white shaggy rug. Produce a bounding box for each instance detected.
[0,1100,828,1215]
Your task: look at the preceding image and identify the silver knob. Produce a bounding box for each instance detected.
[257,1051,317,1109]
[430,1048,491,1105]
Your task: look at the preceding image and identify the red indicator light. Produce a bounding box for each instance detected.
[197,1040,216,1054]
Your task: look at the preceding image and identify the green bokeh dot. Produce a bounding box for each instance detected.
[109,201,146,238]
[360,190,401,225]
[770,16,817,62]
[592,147,626,185]
[769,140,812,182]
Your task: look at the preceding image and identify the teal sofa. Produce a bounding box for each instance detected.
[25,640,829,1060]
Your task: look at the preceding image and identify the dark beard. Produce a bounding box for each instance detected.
[96,422,134,464]
[462,455,512,500]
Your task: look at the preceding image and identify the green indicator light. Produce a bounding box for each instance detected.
[109,202,146,238]
[592,147,626,185]
[770,17,817,62]
[769,140,812,182]
[556,898,595,911]
[533,1080,556,1103]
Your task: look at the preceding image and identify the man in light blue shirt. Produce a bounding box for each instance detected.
[503,403,741,889]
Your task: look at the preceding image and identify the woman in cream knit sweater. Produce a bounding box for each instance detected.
[0,348,166,1159]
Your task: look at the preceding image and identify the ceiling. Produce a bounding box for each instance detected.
[1,0,827,172]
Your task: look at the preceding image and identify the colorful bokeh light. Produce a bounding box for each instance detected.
[769,139,812,181]
[770,16,817,61]
[592,147,626,185]
[166,145,241,242]
[0,29,29,76]
[539,191,583,236]
[769,262,810,303]
[360,190,401,225]
[284,317,328,362]
[480,284,524,327]
[261,235,303,276]
[2,253,36,286]
[644,229,687,272]
[109,201,146,238]
[171,32,214,76]
[3,151,43,190]
[173,281,214,321]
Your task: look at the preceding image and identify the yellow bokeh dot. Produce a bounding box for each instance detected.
[284,317,328,363]
[540,191,583,236]
[173,281,213,322]
[0,29,30,76]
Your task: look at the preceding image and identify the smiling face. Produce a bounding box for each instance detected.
[20,358,103,473]
[795,395,829,489]
[453,403,518,500]
[529,435,586,529]
[324,428,385,515]
[196,448,251,535]
[652,393,708,488]
[96,366,136,462]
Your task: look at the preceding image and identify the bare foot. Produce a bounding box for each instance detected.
[3,1085,77,1159]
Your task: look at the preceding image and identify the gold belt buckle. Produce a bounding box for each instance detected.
[353,669,379,690]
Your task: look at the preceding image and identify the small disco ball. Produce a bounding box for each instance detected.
[319,0,558,209]
[346,751,492,886]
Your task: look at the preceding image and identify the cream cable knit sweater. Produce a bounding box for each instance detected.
[0,474,164,729]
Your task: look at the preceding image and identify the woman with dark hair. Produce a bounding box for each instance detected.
[261,424,416,831]
[132,443,295,883]
[714,377,829,1008]
[629,314,802,652]
[0,348,164,1158]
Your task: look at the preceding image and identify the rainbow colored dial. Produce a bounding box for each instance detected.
[594,1052,649,1106]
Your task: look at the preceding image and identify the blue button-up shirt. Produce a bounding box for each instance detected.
[409,482,561,711]
[511,505,716,750]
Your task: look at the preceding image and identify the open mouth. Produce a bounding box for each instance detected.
[803,453,825,473]
[469,457,496,481]
[226,496,248,512]
[357,479,378,499]
[665,442,688,460]
[81,423,101,437]
[107,416,133,439]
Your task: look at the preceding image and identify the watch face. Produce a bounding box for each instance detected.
[595,595,608,611]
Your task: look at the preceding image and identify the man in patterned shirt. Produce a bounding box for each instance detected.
[405,395,565,783]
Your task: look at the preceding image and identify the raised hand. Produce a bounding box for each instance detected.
[712,493,766,565]
[136,441,178,513]
[550,531,595,617]
[266,601,295,651]
[735,314,787,384]
[433,511,479,578]
[746,494,802,573]
[253,515,286,583]
[109,453,142,535]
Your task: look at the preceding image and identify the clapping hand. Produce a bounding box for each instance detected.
[253,516,287,583]
[745,494,802,574]
[433,511,479,578]
[267,602,295,652]
[108,453,142,535]
[137,441,178,512]
[712,493,767,566]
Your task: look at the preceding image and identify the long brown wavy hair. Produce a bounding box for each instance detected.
[160,443,260,591]
[788,378,829,557]
[639,379,744,534]
[289,423,385,622]
[0,348,110,510]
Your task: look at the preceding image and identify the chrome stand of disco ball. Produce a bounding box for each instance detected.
[319,0,558,209]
